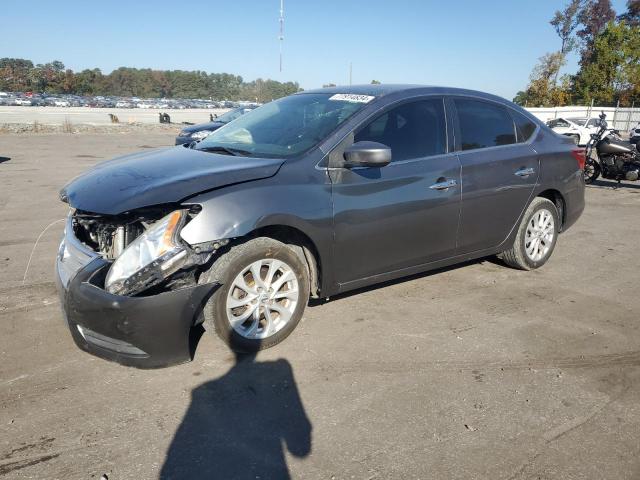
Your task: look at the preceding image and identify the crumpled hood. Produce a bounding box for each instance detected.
[60,146,284,215]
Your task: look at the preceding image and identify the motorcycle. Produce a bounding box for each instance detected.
[584,112,640,184]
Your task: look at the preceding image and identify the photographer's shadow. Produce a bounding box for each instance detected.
[161,350,312,480]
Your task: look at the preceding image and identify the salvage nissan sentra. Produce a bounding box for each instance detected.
[56,85,585,368]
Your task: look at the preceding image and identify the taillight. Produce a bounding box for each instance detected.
[571,148,586,170]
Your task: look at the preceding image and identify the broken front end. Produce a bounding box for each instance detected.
[55,207,223,368]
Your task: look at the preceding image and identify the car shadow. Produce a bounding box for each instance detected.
[587,179,640,191]
[160,349,312,480]
[0,156,10,164]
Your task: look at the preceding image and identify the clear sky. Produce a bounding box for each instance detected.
[0,0,629,100]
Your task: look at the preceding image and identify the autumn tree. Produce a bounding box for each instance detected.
[577,0,616,64]
[550,0,582,54]
[518,52,568,107]
[0,58,34,91]
[74,69,104,95]
[619,0,640,26]
[573,21,640,105]
[0,57,301,101]
[549,0,582,87]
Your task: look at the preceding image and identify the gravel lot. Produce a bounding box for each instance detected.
[0,106,229,126]
[0,132,639,480]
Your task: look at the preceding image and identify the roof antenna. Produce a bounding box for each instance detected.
[279,0,284,72]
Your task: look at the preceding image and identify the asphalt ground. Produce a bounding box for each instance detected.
[0,132,639,479]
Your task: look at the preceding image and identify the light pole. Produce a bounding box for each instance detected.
[279,0,284,72]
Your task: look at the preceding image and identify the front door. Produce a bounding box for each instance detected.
[329,98,461,287]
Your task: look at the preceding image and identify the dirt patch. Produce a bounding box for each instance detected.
[0,122,182,135]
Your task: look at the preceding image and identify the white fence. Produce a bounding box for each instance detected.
[526,106,640,132]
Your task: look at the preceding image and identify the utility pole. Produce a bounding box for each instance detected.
[279,0,284,72]
[349,62,352,86]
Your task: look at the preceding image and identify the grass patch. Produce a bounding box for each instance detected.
[62,117,74,133]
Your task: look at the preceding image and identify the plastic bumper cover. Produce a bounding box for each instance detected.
[56,255,218,369]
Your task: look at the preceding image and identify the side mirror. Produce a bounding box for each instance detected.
[343,141,391,168]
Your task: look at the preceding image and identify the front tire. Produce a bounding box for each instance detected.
[201,237,310,352]
[500,197,559,271]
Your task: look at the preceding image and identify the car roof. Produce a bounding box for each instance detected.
[298,84,511,104]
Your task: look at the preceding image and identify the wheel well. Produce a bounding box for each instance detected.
[536,189,565,230]
[247,225,322,298]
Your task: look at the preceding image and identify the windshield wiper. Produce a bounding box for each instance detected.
[196,145,252,157]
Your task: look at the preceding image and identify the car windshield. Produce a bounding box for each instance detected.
[216,107,250,124]
[197,93,370,158]
[566,118,587,126]
[547,118,570,128]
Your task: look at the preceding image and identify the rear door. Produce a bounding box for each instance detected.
[451,97,539,254]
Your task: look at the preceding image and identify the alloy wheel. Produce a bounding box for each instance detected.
[225,258,299,340]
[525,208,555,262]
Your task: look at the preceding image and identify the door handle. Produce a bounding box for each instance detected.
[429,179,457,190]
[514,167,535,177]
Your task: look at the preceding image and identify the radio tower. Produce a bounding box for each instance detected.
[279,0,284,72]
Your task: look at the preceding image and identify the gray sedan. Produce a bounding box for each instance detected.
[57,85,585,367]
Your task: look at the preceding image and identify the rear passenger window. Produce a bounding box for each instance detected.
[454,99,516,150]
[511,110,538,143]
[355,99,446,161]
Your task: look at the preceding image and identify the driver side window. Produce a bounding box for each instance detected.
[354,99,447,162]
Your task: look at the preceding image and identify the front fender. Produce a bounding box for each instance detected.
[179,174,335,291]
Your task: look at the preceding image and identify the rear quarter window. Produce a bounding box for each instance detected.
[510,110,538,143]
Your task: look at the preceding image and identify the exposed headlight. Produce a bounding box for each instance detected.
[190,129,214,140]
[105,210,188,296]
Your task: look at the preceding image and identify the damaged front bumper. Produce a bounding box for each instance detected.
[55,216,218,368]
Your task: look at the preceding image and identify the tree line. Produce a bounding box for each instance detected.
[515,0,640,107]
[0,59,302,102]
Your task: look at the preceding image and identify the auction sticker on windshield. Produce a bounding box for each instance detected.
[329,94,375,103]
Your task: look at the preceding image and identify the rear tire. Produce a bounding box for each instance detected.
[583,159,600,184]
[500,197,559,271]
[201,237,310,352]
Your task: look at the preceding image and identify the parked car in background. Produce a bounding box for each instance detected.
[546,117,603,145]
[175,106,258,145]
[629,123,640,148]
[14,97,33,106]
[0,91,259,110]
[547,117,599,145]
[57,85,585,367]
